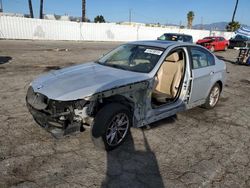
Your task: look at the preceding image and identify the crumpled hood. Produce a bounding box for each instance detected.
[31,62,150,101]
[197,39,213,44]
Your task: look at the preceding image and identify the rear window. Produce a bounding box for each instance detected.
[158,34,192,42]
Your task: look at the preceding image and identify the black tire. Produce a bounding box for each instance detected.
[91,103,132,151]
[202,83,221,109]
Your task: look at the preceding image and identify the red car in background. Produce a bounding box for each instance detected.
[196,37,229,52]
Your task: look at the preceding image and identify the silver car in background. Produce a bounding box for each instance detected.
[26,40,226,151]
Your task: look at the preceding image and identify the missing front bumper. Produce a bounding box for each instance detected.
[27,102,83,138]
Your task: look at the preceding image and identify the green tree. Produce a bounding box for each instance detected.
[94,15,106,23]
[187,11,194,29]
[82,0,86,22]
[226,21,240,32]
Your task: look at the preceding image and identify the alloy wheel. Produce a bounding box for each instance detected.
[209,86,220,107]
[106,113,130,146]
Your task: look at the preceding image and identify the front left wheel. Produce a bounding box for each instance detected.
[91,103,132,151]
[210,46,215,52]
[224,45,228,51]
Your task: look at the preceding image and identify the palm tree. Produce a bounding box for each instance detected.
[187,11,194,29]
[28,0,34,18]
[82,0,86,22]
[40,0,44,19]
[226,0,240,31]
[226,21,240,32]
[232,0,239,22]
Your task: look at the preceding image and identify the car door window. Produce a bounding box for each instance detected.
[185,36,193,43]
[190,48,215,69]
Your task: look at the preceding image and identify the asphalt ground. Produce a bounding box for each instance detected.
[0,40,250,188]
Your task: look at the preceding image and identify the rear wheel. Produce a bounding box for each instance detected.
[203,83,221,109]
[224,45,228,51]
[91,103,131,151]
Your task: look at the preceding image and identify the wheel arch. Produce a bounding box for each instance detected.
[94,94,135,117]
[216,80,223,91]
[205,80,223,100]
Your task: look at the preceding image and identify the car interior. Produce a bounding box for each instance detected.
[151,49,185,107]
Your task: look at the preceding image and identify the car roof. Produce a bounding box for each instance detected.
[163,33,192,37]
[129,40,190,49]
[204,36,224,38]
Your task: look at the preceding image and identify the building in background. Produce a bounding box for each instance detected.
[0,12,26,17]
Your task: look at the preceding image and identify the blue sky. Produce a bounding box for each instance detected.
[2,0,250,25]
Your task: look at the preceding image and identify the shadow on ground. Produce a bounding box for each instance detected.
[217,53,250,66]
[101,130,164,188]
[0,56,12,65]
[101,116,177,188]
[216,55,236,64]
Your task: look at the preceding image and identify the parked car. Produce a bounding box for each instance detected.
[229,34,250,49]
[196,36,229,52]
[157,33,193,43]
[26,41,226,151]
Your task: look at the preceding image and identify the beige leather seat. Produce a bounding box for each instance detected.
[152,52,184,103]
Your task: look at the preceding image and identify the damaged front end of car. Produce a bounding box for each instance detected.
[26,80,149,138]
[26,86,96,138]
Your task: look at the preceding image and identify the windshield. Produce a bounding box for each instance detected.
[97,44,165,73]
[204,37,215,40]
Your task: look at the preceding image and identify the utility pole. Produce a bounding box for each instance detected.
[39,0,43,19]
[28,0,34,18]
[0,0,3,13]
[129,9,132,25]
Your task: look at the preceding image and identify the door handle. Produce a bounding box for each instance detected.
[210,71,214,75]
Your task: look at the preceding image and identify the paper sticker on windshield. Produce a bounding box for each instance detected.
[144,49,163,56]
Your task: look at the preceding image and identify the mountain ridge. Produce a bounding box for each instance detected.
[193,22,249,31]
